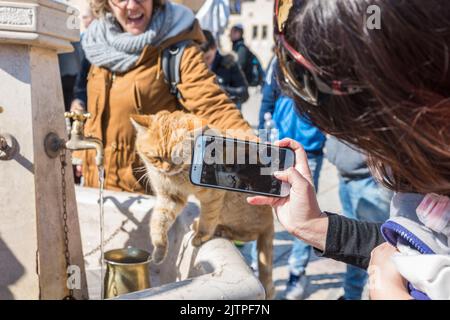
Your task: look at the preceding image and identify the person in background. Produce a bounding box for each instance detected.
[58,43,83,111]
[326,136,392,300]
[251,57,326,300]
[200,30,249,110]
[258,56,278,130]
[59,7,95,113]
[71,7,95,113]
[229,24,249,73]
[229,24,264,87]
[66,7,95,183]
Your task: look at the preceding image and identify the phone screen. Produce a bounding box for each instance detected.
[197,136,291,195]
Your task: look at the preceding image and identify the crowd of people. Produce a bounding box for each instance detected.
[60,0,449,300]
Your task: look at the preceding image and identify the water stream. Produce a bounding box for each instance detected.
[98,166,105,300]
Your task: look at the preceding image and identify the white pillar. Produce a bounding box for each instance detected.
[0,0,88,299]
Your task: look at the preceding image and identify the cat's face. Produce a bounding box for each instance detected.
[131,111,208,176]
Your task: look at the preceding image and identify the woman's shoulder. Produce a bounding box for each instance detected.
[159,20,205,51]
[136,20,203,64]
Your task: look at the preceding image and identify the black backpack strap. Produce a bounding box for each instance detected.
[162,40,191,109]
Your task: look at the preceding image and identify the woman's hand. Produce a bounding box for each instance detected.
[247,138,328,250]
[368,243,412,300]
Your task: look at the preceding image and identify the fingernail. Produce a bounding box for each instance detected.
[274,171,282,177]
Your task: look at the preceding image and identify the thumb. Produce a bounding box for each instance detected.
[274,167,311,193]
[246,196,277,206]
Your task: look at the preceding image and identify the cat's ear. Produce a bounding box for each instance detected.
[187,118,209,132]
[188,119,211,139]
[130,115,151,135]
[187,118,211,137]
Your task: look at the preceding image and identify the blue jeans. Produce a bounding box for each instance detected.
[339,176,392,300]
[251,153,324,275]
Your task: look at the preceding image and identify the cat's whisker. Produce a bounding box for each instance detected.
[135,172,149,186]
[131,170,152,192]
[144,173,153,191]
[133,165,148,173]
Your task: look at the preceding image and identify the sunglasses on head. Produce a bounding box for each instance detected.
[274,0,364,106]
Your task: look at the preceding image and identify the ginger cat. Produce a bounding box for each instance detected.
[130,111,275,299]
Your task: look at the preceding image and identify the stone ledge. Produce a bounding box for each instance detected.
[0,30,74,52]
[0,0,79,53]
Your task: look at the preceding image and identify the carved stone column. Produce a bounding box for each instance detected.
[0,0,88,299]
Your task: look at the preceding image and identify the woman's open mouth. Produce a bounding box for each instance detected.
[128,12,145,26]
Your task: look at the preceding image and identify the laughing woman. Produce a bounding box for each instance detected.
[76,0,252,192]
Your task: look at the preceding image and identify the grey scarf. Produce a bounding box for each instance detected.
[82,2,195,73]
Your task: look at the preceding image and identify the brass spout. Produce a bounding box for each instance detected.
[66,136,104,167]
[64,112,104,167]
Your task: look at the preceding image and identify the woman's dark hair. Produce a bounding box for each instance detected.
[280,0,450,196]
[200,29,217,52]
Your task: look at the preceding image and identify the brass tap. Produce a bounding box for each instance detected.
[64,111,104,167]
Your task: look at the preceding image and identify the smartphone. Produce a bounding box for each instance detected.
[190,135,295,197]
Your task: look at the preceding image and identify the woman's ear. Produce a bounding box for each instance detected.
[130,115,151,135]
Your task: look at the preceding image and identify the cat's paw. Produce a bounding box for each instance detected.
[191,234,203,247]
[152,246,167,265]
[191,232,211,247]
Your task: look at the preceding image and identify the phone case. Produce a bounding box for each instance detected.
[189,135,295,198]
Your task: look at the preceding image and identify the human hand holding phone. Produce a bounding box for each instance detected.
[247,139,327,248]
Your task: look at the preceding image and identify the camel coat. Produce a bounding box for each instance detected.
[76,21,252,193]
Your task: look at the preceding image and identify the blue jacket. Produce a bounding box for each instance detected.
[259,57,325,153]
[258,57,280,129]
[273,96,326,153]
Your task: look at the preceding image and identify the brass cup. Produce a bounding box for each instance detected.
[103,247,151,299]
